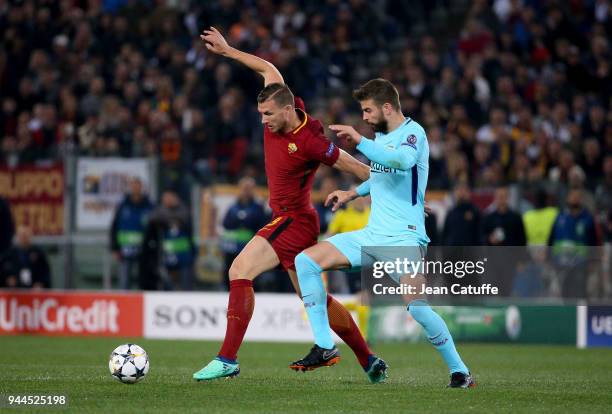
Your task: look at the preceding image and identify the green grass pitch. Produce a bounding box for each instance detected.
[1,337,611,413]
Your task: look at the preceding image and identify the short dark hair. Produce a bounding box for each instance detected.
[352,78,401,111]
[257,83,294,107]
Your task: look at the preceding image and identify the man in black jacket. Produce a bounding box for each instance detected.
[440,182,481,292]
[0,226,50,289]
[140,189,195,291]
[481,186,527,295]
[442,182,481,246]
[481,186,526,246]
[0,196,15,258]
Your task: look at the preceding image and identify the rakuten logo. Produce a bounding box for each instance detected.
[0,298,119,333]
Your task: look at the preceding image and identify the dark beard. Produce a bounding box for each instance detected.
[370,119,388,133]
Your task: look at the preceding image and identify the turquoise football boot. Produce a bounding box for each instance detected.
[193,357,240,381]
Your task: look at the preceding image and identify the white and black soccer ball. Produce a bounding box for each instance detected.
[108,343,150,384]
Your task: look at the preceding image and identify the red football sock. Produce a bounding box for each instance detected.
[218,279,255,361]
[327,294,372,368]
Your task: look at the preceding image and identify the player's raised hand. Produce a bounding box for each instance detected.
[325,189,358,212]
[329,125,362,144]
[200,26,231,56]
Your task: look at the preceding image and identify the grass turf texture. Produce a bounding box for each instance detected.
[1,337,611,413]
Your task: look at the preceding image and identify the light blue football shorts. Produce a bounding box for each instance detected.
[325,227,428,284]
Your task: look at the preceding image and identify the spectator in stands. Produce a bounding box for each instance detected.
[146,189,195,291]
[0,225,50,289]
[425,208,439,247]
[439,182,480,292]
[0,196,14,258]
[220,176,269,290]
[482,186,526,246]
[110,177,154,290]
[442,182,481,246]
[523,189,559,246]
[511,251,548,298]
[581,138,604,187]
[604,210,612,244]
[548,189,600,298]
[595,155,612,219]
[0,0,608,193]
[481,186,527,296]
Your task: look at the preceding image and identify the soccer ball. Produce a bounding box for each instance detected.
[108,343,150,384]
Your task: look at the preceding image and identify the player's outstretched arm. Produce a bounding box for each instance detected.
[357,137,417,170]
[329,124,418,171]
[200,26,283,86]
[332,149,370,181]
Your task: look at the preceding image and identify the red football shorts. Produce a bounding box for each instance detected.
[256,209,319,271]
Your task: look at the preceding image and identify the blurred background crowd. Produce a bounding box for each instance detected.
[0,0,610,295]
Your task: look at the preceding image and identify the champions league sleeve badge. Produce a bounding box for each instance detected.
[401,134,418,149]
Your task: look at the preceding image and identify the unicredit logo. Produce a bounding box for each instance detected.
[0,298,120,333]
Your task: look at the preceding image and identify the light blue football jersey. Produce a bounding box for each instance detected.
[356,117,430,244]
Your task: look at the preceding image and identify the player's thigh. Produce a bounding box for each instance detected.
[229,235,280,281]
[302,241,352,270]
[323,229,371,269]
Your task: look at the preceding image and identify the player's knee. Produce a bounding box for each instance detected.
[294,252,310,272]
[228,258,252,281]
[294,252,320,275]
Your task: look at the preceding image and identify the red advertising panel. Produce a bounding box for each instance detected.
[0,291,143,336]
[0,164,65,235]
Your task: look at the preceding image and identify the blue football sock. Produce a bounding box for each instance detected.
[295,252,334,349]
[408,299,469,374]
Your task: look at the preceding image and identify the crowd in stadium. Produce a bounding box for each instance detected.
[0,1,610,293]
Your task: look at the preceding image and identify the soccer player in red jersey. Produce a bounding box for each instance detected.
[193,27,387,383]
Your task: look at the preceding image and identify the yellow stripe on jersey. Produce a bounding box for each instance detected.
[292,108,308,134]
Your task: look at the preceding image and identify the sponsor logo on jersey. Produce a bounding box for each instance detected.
[370,161,400,174]
[401,134,417,149]
[288,143,298,154]
[325,143,335,158]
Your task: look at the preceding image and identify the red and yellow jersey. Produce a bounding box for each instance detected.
[264,97,339,214]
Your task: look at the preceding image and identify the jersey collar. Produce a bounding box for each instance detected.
[291,108,308,134]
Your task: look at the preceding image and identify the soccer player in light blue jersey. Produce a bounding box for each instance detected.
[289,79,475,388]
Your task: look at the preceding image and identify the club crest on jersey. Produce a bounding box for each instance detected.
[401,134,417,149]
[288,143,298,154]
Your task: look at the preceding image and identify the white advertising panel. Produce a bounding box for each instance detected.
[144,292,349,342]
[76,158,152,230]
